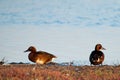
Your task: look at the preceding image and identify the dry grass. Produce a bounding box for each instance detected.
[0,64,120,80]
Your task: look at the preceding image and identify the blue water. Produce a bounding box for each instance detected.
[0,0,120,65]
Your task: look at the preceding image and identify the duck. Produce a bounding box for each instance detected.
[89,44,106,65]
[24,46,57,64]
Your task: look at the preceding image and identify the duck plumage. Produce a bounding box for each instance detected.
[89,44,106,65]
[24,46,57,64]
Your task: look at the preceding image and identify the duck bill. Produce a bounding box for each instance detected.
[101,47,106,50]
[24,50,29,52]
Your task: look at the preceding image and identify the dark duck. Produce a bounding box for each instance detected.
[89,44,106,65]
[24,46,57,64]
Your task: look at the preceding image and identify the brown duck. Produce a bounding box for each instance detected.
[89,44,106,65]
[24,46,57,64]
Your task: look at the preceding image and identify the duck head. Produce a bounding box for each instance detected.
[95,44,106,51]
[24,46,36,53]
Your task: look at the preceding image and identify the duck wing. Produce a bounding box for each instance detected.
[90,51,100,62]
[34,51,56,64]
[36,51,56,58]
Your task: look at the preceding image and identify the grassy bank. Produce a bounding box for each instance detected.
[0,64,120,80]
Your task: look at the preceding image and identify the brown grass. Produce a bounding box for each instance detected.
[0,64,120,80]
